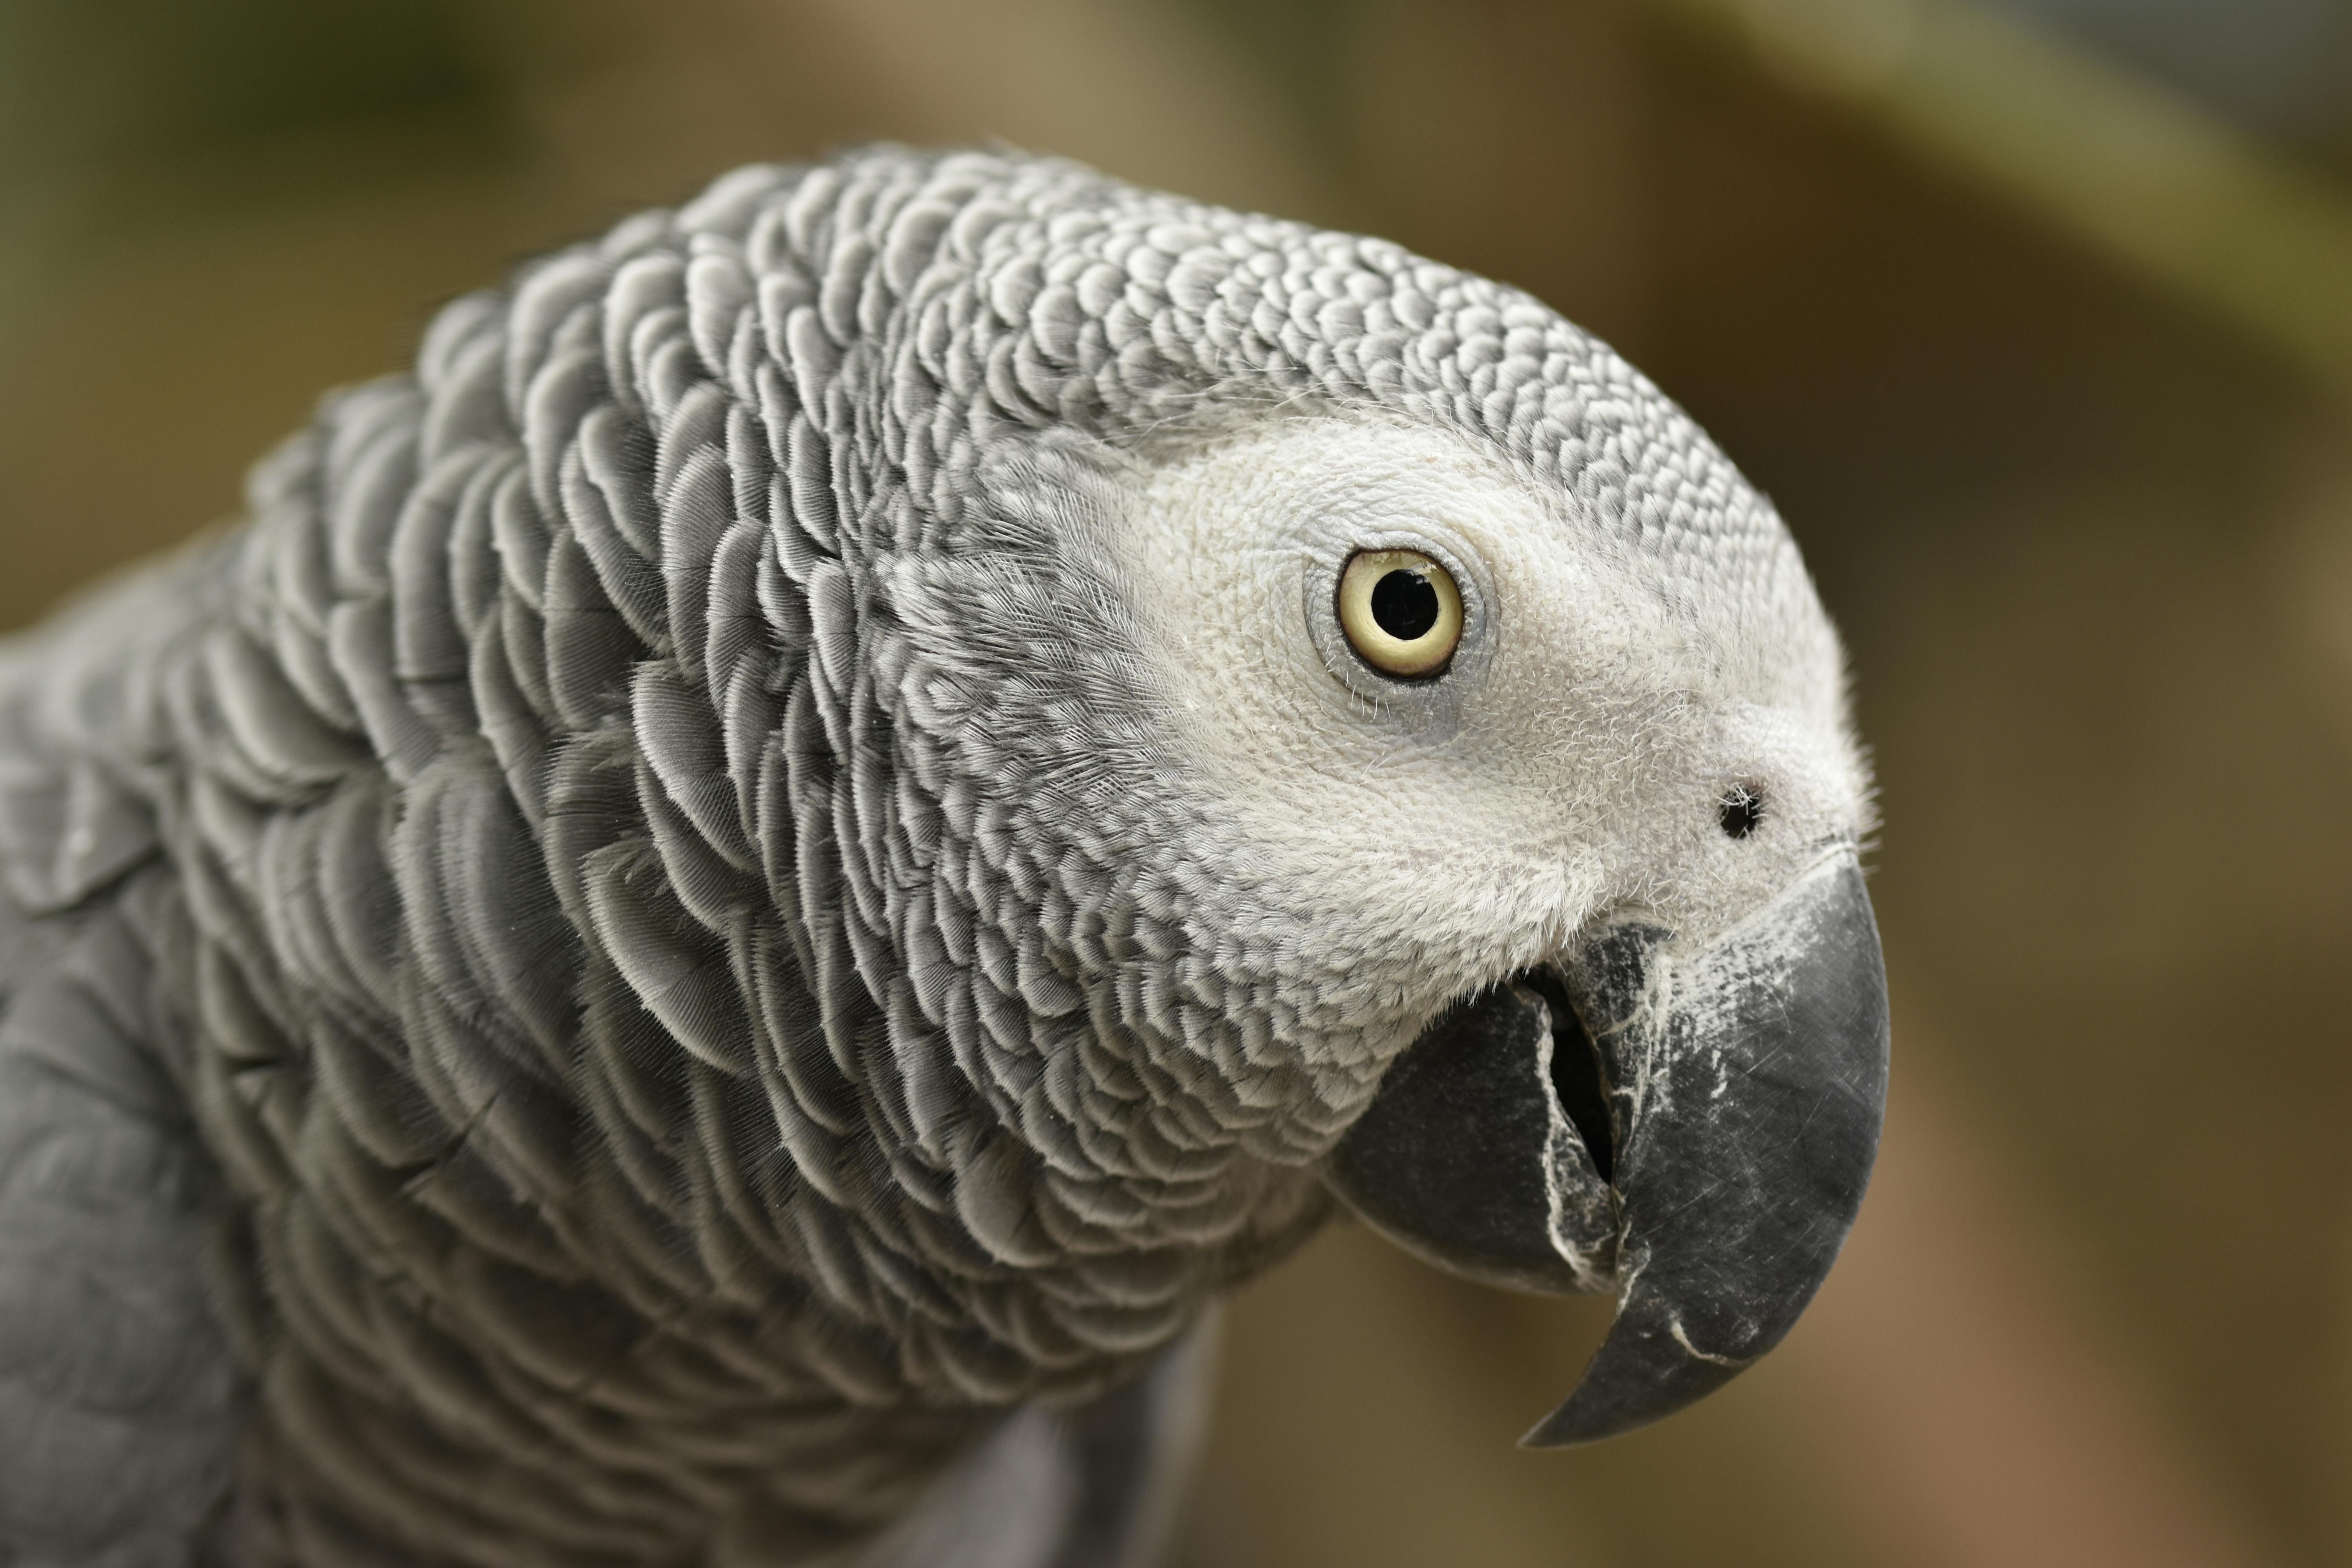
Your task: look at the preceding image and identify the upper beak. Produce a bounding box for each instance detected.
[1322,853,1890,1446]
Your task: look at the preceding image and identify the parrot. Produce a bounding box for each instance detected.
[0,146,1887,1568]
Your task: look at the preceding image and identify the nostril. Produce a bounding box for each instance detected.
[1718,783,1765,840]
[1527,969,1615,1185]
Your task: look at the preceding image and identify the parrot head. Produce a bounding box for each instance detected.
[1105,417,1882,1443]
[832,150,1888,1446]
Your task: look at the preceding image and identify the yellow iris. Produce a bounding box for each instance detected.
[1337,549,1463,677]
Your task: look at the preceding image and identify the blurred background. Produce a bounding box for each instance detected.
[5,0,2351,1562]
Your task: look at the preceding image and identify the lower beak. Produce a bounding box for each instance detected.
[1322,853,1890,1446]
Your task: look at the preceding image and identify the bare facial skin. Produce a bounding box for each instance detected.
[1103,418,1870,1014]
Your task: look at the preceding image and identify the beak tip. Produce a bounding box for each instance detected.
[1524,1307,1769,1457]
[1517,1405,1602,1450]
[1519,1391,1654,1450]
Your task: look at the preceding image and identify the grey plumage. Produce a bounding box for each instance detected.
[0,147,1872,1566]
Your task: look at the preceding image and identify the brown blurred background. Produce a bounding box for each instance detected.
[6,0,2352,1562]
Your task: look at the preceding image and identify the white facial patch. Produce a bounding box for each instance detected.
[1092,416,1870,1006]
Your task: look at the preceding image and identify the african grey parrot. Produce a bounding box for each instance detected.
[0,147,1887,1568]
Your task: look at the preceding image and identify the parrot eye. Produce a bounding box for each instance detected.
[1337,549,1464,678]
[1718,784,1765,839]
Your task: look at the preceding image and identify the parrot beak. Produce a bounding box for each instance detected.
[1322,852,1889,1446]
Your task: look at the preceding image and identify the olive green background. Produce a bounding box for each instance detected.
[4,2,2348,1563]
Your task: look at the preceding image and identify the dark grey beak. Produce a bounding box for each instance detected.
[1323,853,1889,1446]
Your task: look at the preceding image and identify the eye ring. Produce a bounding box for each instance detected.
[1337,549,1464,678]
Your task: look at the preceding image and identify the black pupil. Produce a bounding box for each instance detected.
[1719,785,1764,839]
[1370,569,1440,641]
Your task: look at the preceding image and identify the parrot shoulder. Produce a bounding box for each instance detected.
[0,886,235,1567]
[854,1323,1215,1568]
